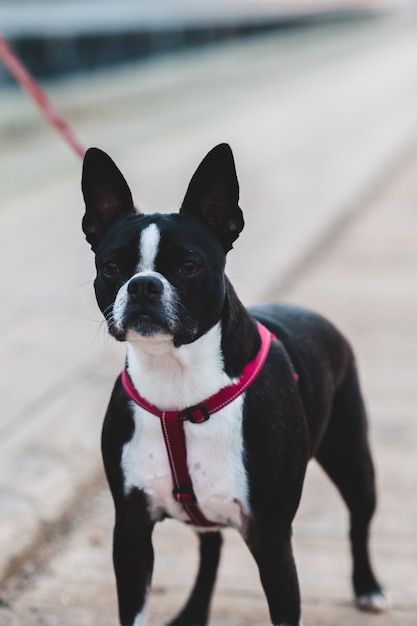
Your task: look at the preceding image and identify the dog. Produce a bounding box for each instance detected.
[81,144,389,626]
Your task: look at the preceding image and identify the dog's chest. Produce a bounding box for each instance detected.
[121,396,249,529]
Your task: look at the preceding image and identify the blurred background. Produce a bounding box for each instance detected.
[0,1,416,624]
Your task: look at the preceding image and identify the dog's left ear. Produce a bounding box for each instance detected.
[81,147,135,250]
[180,144,244,251]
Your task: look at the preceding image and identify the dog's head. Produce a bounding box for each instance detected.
[81,144,244,346]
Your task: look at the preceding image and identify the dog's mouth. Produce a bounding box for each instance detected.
[130,311,168,335]
[108,304,176,341]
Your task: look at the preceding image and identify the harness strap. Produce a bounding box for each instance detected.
[160,412,215,527]
[121,322,276,527]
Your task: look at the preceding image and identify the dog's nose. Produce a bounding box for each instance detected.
[127,275,163,301]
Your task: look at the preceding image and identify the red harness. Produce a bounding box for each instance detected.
[121,322,275,527]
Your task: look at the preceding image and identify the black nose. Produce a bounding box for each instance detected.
[127,275,163,301]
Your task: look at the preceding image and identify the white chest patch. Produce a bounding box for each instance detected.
[121,394,250,530]
[125,323,233,410]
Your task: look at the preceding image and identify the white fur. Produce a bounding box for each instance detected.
[126,322,231,409]
[121,322,251,529]
[112,280,129,329]
[356,591,391,613]
[122,394,248,528]
[130,597,149,626]
[112,224,172,333]
[138,223,160,271]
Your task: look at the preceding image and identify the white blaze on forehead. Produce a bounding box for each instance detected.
[138,223,161,272]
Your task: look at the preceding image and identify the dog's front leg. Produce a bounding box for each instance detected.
[245,523,302,626]
[113,490,155,626]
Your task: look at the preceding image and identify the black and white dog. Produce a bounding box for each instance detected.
[81,144,389,626]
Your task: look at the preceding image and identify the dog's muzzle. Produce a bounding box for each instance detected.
[112,271,179,338]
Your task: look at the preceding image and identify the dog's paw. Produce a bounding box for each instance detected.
[356,590,391,613]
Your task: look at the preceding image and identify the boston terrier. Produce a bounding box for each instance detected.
[81,144,389,626]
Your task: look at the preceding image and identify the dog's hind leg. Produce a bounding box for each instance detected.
[167,531,223,626]
[315,361,390,613]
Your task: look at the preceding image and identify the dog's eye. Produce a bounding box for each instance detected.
[101,261,120,278]
[180,261,200,276]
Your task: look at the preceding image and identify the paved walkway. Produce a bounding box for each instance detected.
[0,12,416,626]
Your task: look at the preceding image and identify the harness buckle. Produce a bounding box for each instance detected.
[182,404,210,424]
[173,487,197,504]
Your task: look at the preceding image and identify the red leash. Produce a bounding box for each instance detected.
[0,35,85,159]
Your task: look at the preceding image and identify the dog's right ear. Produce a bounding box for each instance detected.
[81,148,135,250]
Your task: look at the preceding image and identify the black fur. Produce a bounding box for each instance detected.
[82,144,386,626]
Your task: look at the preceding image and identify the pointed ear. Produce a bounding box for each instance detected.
[180,144,244,251]
[81,147,135,250]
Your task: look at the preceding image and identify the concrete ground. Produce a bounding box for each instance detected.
[0,12,416,626]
